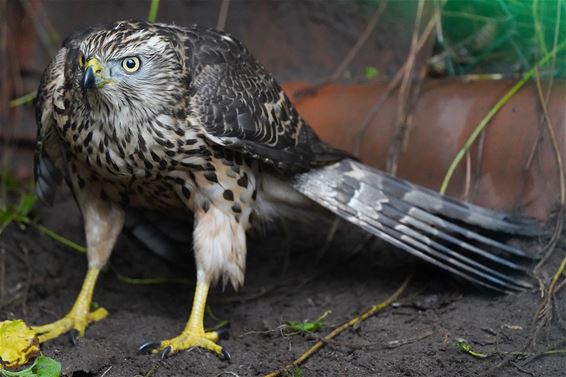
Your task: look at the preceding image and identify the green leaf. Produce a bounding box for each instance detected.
[290,368,304,377]
[364,66,380,79]
[33,356,61,377]
[0,193,36,235]
[456,338,489,359]
[16,194,36,218]
[0,368,34,377]
[286,310,331,334]
[0,356,61,377]
[287,321,322,333]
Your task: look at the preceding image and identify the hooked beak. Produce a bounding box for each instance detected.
[81,58,106,92]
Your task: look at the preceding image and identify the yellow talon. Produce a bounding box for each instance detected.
[157,329,223,357]
[142,279,228,359]
[0,268,106,368]
[32,307,108,343]
[33,268,107,343]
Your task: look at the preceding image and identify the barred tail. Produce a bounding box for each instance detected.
[292,159,540,293]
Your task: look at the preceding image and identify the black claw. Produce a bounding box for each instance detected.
[69,329,79,346]
[216,327,230,340]
[138,341,161,354]
[220,349,231,362]
[160,346,172,360]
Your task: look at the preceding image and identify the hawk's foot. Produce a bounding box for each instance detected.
[32,268,106,343]
[139,278,230,360]
[139,329,230,360]
[32,306,108,343]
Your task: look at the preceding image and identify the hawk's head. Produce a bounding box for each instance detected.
[71,21,186,119]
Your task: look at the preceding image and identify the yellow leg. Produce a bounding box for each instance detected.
[144,277,227,359]
[32,268,108,343]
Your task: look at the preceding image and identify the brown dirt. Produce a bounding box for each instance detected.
[2,190,566,377]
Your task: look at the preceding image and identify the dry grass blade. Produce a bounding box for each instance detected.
[525,9,564,337]
[352,12,437,156]
[531,71,565,273]
[9,90,37,107]
[17,0,56,57]
[263,274,412,377]
[385,0,428,174]
[439,39,566,195]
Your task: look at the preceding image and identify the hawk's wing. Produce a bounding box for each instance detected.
[182,27,349,171]
[34,29,95,205]
[177,26,539,293]
[34,47,69,206]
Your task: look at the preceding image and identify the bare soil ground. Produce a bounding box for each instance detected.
[2,192,566,377]
[3,1,565,376]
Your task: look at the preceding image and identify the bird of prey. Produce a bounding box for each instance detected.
[32,20,538,359]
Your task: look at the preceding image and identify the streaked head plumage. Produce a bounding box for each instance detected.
[72,21,185,117]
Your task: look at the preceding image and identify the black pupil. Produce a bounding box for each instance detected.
[126,59,136,69]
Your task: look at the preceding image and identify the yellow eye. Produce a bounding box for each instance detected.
[78,53,85,67]
[121,56,141,73]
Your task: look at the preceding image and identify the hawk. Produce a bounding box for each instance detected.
[32,20,538,359]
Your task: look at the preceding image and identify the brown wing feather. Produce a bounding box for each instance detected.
[181,26,350,172]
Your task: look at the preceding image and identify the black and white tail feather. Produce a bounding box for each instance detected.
[293,158,539,293]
